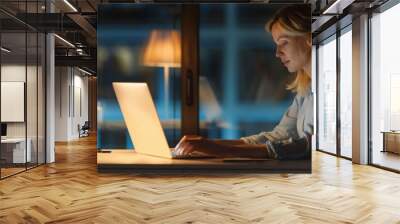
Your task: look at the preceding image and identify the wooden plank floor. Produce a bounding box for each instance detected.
[1,135,400,224]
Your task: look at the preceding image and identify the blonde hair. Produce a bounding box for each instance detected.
[267,5,311,96]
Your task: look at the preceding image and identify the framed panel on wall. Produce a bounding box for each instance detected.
[1,82,25,122]
[97,3,313,173]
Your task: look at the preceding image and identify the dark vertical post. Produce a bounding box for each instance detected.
[316,44,319,151]
[37,0,39,167]
[181,5,199,136]
[44,1,48,164]
[337,29,341,157]
[0,16,2,179]
[25,0,28,170]
[367,11,373,165]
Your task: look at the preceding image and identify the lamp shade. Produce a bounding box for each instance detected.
[143,30,181,68]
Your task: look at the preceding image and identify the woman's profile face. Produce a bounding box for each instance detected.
[271,23,311,73]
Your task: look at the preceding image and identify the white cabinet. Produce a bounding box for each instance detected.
[1,138,32,163]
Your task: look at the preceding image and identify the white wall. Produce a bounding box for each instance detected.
[1,64,46,164]
[46,33,55,163]
[55,67,89,141]
[1,65,36,138]
[55,67,69,141]
[72,72,89,138]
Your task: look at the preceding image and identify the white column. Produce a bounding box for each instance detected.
[352,14,369,164]
[46,1,55,163]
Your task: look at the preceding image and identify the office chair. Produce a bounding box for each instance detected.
[79,121,90,138]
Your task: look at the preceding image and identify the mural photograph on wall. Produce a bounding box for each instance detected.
[97,3,313,173]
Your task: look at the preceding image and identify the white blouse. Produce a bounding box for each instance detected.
[241,89,314,145]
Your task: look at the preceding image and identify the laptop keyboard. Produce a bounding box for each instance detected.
[170,149,214,159]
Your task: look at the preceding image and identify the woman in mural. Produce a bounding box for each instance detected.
[174,5,313,159]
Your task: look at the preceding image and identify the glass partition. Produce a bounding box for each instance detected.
[1,30,28,177]
[0,1,46,179]
[27,30,38,169]
[317,35,337,154]
[37,31,45,165]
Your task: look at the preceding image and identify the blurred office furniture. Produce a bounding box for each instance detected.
[199,76,228,137]
[199,76,222,122]
[1,138,32,165]
[382,131,400,154]
[79,121,90,138]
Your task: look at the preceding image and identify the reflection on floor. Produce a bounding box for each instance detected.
[0,135,400,223]
[0,167,25,178]
[0,163,42,178]
[373,150,400,171]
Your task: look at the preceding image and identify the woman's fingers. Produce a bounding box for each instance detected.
[175,135,187,150]
[175,139,202,155]
[175,135,202,153]
[180,144,194,156]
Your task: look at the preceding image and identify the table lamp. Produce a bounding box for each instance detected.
[143,30,181,117]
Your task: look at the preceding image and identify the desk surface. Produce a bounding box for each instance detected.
[1,138,27,143]
[381,131,400,134]
[97,150,311,173]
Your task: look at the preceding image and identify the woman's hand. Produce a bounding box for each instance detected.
[174,135,223,157]
[173,135,271,158]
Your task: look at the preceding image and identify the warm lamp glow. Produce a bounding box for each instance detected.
[142,29,182,117]
[143,30,181,68]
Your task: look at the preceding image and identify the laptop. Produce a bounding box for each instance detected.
[113,82,214,159]
[112,82,274,163]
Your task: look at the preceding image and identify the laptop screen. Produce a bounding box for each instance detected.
[113,82,172,158]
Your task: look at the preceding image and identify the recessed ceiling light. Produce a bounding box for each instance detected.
[54,34,75,48]
[1,47,11,53]
[63,0,78,12]
[78,67,93,76]
[323,0,354,15]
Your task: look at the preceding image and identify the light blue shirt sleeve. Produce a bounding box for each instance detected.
[241,90,313,144]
